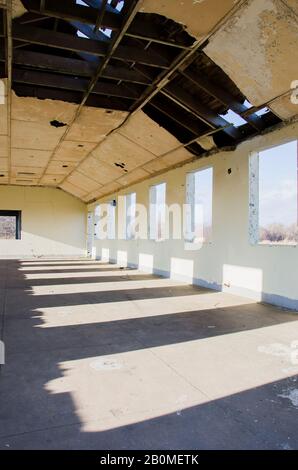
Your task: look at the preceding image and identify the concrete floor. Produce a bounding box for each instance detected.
[0,258,297,450]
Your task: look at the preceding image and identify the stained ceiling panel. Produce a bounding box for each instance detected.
[204,0,298,115]
[65,108,128,143]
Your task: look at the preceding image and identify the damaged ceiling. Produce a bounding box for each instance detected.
[0,0,297,202]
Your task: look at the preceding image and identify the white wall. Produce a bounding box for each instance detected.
[0,186,87,258]
[89,121,298,310]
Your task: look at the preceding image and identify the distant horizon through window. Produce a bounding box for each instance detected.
[258,140,298,245]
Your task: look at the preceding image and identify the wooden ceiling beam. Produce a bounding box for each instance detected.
[148,97,208,137]
[163,84,242,140]
[93,0,108,33]
[12,23,170,68]
[13,83,130,110]
[17,12,49,24]
[22,0,122,30]
[12,68,141,99]
[180,69,265,131]
[0,49,151,84]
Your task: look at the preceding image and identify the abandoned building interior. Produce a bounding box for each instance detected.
[0,0,297,450]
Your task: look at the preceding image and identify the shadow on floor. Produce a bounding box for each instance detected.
[0,259,297,450]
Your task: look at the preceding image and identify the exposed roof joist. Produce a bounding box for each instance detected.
[1,0,282,199]
[12,23,170,68]
[22,0,122,30]
[12,82,131,110]
[162,85,242,140]
[148,97,209,138]
[93,0,108,33]
[22,0,191,50]
[39,0,142,185]
[15,12,49,24]
[179,69,265,132]
[12,68,142,99]
[1,49,151,84]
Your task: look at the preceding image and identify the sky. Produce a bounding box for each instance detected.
[259,140,297,227]
[194,167,213,227]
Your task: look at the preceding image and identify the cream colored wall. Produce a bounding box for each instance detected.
[89,121,298,310]
[0,186,87,257]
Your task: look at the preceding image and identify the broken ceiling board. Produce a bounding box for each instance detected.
[141,0,238,40]
[45,161,76,176]
[159,146,193,167]
[78,156,123,184]
[204,0,298,107]
[270,93,298,120]
[12,0,27,18]
[39,174,65,186]
[91,132,155,171]
[11,120,66,151]
[66,107,128,143]
[52,141,98,163]
[117,167,150,186]
[66,171,100,193]
[118,111,180,156]
[197,135,216,151]
[11,148,51,167]
[11,93,77,124]
[11,166,43,178]
[0,136,8,157]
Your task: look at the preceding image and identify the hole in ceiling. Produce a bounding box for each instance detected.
[244,99,253,109]
[78,144,84,147]
[255,107,270,117]
[228,168,232,175]
[106,110,113,114]
[220,109,247,128]
[0,174,5,177]
[62,165,69,168]
[115,162,126,169]
[76,0,123,39]
[50,120,67,128]
[244,100,270,117]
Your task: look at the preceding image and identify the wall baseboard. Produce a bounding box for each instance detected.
[0,254,86,260]
[99,256,298,312]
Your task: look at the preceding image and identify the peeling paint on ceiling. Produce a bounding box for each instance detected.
[204,0,298,118]
[141,0,239,40]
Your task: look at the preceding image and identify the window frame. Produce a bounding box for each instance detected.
[249,139,298,247]
[149,182,167,242]
[107,200,116,240]
[185,166,213,244]
[0,210,22,240]
[124,192,136,240]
